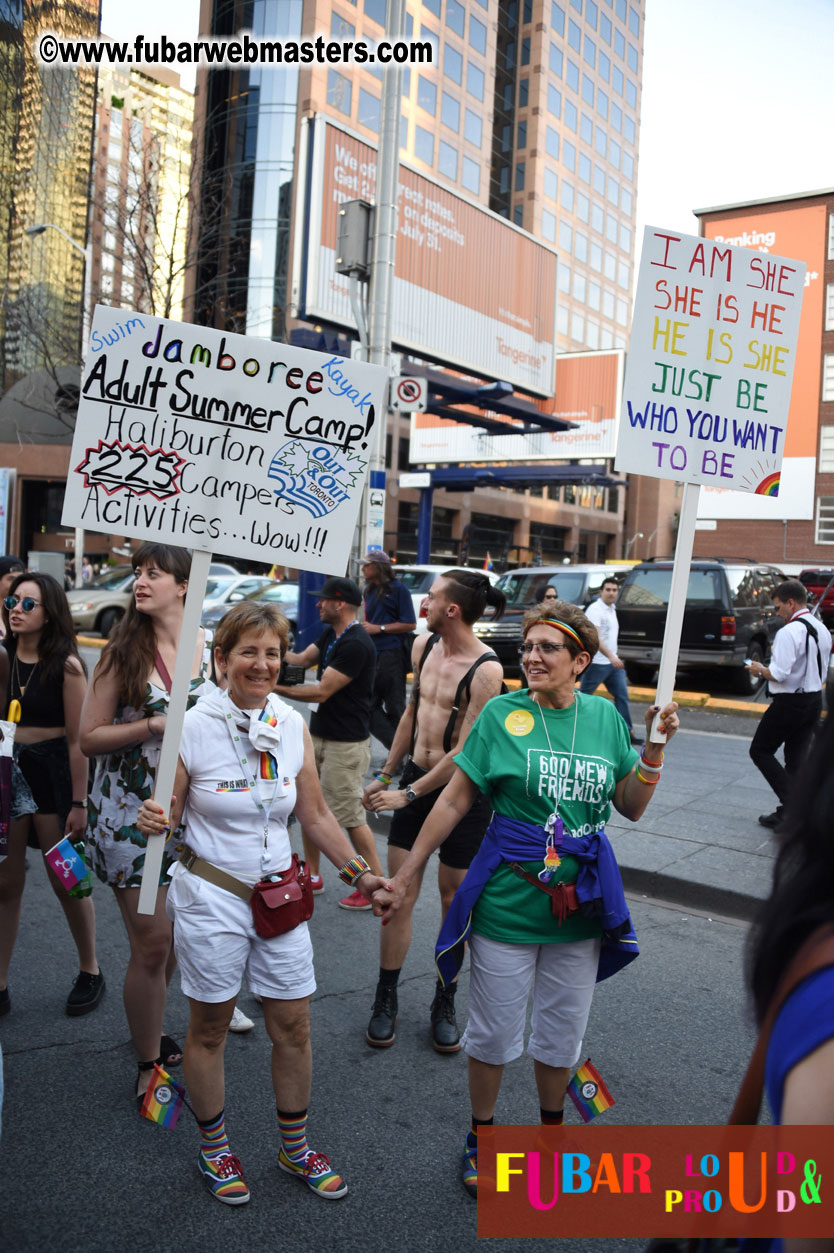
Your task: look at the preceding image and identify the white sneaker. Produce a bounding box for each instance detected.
[229,1004,255,1033]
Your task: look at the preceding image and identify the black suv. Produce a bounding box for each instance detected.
[616,559,786,695]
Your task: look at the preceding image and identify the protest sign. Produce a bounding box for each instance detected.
[616,227,805,492]
[62,307,388,568]
[62,306,389,911]
[615,228,806,733]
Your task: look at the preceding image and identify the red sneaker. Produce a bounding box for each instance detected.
[310,874,324,894]
[338,889,371,911]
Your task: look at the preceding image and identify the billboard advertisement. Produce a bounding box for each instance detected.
[408,350,624,463]
[294,116,558,397]
[697,202,826,520]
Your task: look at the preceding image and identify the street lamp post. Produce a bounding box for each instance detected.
[25,222,91,588]
[624,530,644,560]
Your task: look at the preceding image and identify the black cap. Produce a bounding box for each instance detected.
[0,555,24,578]
[310,576,362,606]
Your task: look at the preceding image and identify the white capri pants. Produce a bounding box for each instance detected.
[461,933,602,1068]
[166,866,316,1004]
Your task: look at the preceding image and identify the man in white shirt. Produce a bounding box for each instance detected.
[579,576,638,743]
[748,579,832,828]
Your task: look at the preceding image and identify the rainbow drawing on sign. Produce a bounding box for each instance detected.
[754,472,781,496]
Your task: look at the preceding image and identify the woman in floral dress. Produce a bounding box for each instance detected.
[81,543,213,1107]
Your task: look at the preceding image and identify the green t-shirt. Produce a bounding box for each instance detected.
[453,690,638,944]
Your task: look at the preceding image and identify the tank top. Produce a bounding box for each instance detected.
[7,653,66,727]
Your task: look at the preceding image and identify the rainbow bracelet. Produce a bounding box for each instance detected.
[636,766,661,786]
[375,771,392,785]
[338,855,371,886]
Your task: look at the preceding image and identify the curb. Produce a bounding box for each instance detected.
[620,865,763,922]
[77,634,106,649]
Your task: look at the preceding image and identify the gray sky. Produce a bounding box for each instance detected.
[101,0,834,247]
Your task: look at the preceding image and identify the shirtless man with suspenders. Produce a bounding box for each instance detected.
[362,570,507,1052]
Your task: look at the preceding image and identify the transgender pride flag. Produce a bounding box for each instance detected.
[567,1059,615,1123]
[44,837,87,892]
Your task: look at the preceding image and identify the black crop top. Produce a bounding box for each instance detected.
[6,654,66,727]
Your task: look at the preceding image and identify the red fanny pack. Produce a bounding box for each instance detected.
[249,854,314,939]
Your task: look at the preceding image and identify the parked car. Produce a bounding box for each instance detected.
[201,581,299,648]
[616,558,786,694]
[394,564,500,635]
[472,563,630,676]
[799,568,834,629]
[68,565,135,637]
[201,575,273,616]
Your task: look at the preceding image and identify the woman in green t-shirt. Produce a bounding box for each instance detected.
[375,599,679,1198]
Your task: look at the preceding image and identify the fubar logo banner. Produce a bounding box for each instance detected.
[478,1125,832,1239]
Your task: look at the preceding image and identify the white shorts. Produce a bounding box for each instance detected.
[461,933,602,1068]
[167,866,316,1004]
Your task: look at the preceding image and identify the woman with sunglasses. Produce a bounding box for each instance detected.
[375,598,679,1196]
[80,544,214,1107]
[0,573,103,1018]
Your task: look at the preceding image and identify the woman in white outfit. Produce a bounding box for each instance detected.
[138,600,385,1207]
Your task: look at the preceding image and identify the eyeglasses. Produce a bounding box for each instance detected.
[518,640,570,656]
[4,595,42,612]
[542,592,558,600]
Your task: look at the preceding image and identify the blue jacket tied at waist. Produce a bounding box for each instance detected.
[435,812,638,987]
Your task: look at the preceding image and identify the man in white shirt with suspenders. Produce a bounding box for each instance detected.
[362,570,506,1053]
[748,579,832,828]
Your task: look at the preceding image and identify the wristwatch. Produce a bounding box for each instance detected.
[404,785,418,804]
[380,623,386,632]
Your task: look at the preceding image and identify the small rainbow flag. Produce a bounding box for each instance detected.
[258,709,279,780]
[567,1059,615,1123]
[139,1063,186,1129]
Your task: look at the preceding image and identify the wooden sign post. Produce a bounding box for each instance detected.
[615,226,807,738]
[62,307,389,913]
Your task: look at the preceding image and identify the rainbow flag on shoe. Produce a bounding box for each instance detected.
[140,1064,186,1129]
[567,1059,615,1122]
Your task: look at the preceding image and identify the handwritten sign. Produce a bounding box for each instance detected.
[615,227,806,495]
[61,306,389,572]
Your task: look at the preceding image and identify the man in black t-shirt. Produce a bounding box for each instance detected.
[277,576,383,908]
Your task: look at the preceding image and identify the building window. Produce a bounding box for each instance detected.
[414,125,434,166]
[582,73,595,105]
[629,4,640,36]
[568,19,581,50]
[577,191,590,221]
[573,271,586,301]
[331,11,355,40]
[561,180,574,211]
[575,231,588,262]
[587,0,599,27]
[464,108,482,146]
[584,36,596,68]
[571,312,585,342]
[542,209,557,242]
[592,202,604,232]
[462,156,480,194]
[815,497,834,544]
[515,161,526,190]
[557,306,569,335]
[559,221,573,253]
[565,100,578,131]
[546,126,560,158]
[626,76,638,105]
[544,168,558,200]
[827,283,834,331]
[558,261,571,292]
[470,14,486,53]
[358,88,380,132]
[563,140,576,171]
[616,297,628,326]
[445,44,463,83]
[829,215,834,260]
[521,36,531,64]
[550,43,563,75]
[441,91,460,131]
[446,0,465,37]
[599,49,611,81]
[820,427,834,473]
[627,43,638,72]
[598,89,609,120]
[552,2,566,35]
[327,70,352,115]
[548,85,562,116]
[517,120,527,147]
[567,58,579,90]
[364,0,386,25]
[579,153,591,183]
[438,140,458,181]
[823,355,834,402]
[588,280,601,310]
[467,62,485,100]
[514,204,524,226]
[417,75,437,114]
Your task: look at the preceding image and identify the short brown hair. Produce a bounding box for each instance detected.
[774,579,807,605]
[214,601,290,657]
[522,598,599,661]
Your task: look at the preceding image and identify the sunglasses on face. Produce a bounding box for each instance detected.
[519,640,570,656]
[4,595,41,612]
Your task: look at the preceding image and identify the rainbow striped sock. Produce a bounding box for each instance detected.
[277,1107,309,1164]
[198,1110,230,1160]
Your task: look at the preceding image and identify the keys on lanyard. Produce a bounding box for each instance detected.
[539,814,563,883]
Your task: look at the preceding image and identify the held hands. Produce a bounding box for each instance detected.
[371,873,405,924]
[137,796,176,837]
[353,872,389,904]
[363,787,408,813]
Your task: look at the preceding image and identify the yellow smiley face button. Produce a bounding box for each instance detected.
[504,709,535,737]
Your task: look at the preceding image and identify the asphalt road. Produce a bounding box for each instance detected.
[1,827,756,1253]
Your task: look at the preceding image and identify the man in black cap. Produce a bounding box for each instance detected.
[360,550,416,749]
[276,576,384,908]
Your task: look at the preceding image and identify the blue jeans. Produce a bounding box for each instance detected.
[579,662,633,730]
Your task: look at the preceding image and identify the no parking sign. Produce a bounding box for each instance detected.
[391,376,427,412]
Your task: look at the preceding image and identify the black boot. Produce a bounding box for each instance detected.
[430,981,461,1053]
[366,983,398,1047]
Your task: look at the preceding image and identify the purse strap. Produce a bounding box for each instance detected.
[154,650,173,695]
[728,922,834,1125]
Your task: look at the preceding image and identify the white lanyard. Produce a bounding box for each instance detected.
[223,699,287,870]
